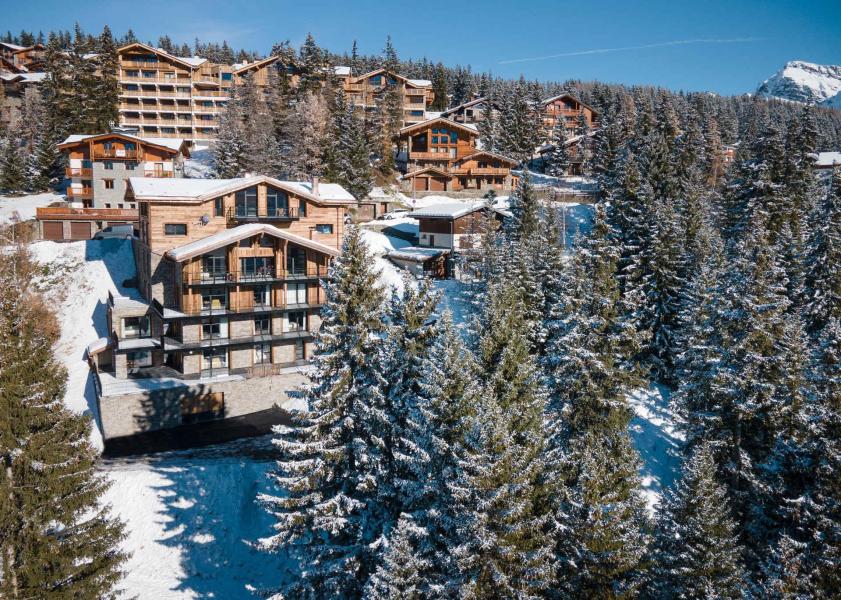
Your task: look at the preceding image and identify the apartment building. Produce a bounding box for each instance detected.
[116,42,283,143]
[88,175,355,446]
[0,42,45,71]
[542,93,599,138]
[0,42,46,129]
[395,117,518,193]
[440,96,499,125]
[56,132,190,208]
[337,67,435,126]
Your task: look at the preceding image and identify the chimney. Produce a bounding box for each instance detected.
[311,175,320,197]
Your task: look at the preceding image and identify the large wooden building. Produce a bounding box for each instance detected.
[116,42,286,143]
[337,67,434,126]
[89,175,355,446]
[542,93,599,138]
[396,117,518,192]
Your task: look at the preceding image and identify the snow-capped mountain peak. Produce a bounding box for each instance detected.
[756,60,841,108]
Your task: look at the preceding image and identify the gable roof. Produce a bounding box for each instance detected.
[128,175,356,205]
[232,55,281,74]
[398,116,479,137]
[400,166,454,180]
[454,150,518,166]
[441,96,498,116]
[117,42,208,70]
[58,132,189,156]
[542,93,599,116]
[352,68,431,88]
[408,201,493,219]
[166,223,341,262]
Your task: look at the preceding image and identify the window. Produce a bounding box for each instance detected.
[103,142,113,150]
[432,128,439,134]
[201,347,227,372]
[241,256,275,279]
[432,136,438,144]
[259,235,274,248]
[105,203,112,209]
[221,72,232,81]
[123,316,151,339]
[202,253,226,280]
[450,130,458,141]
[298,199,307,218]
[214,197,224,217]
[126,161,138,170]
[201,318,228,340]
[164,223,187,235]
[254,342,271,364]
[411,110,423,116]
[201,288,226,311]
[286,282,307,305]
[287,311,305,331]
[294,339,305,361]
[255,317,271,336]
[126,350,152,369]
[239,237,252,248]
[104,161,114,170]
[315,224,333,234]
[235,186,258,217]
[103,179,115,189]
[266,187,289,217]
[286,246,307,275]
[253,285,271,308]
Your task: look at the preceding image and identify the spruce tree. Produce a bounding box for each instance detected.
[652,442,747,599]
[803,168,841,335]
[324,92,374,200]
[213,86,246,177]
[258,227,388,597]
[544,119,570,178]
[363,515,431,600]
[0,247,127,599]
[0,129,26,193]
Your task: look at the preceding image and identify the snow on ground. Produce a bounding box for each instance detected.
[30,238,140,450]
[184,144,214,179]
[0,191,64,224]
[359,221,416,291]
[628,385,684,513]
[102,438,282,599]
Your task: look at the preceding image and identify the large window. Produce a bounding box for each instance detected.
[122,316,151,339]
[286,246,307,275]
[201,288,227,311]
[126,350,152,370]
[253,285,271,308]
[214,197,224,217]
[202,252,226,280]
[201,347,227,372]
[315,224,333,234]
[255,317,271,336]
[266,187,289,217]
[287,310,305,331]
[201,318,228,340]
[235,186,258,217]
[164,223,187,236]
[286,282,307,305]
[240,256,275,279]
[254,343,271,364]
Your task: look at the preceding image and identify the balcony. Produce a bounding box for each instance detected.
[66,187,94,200]
[226,207,299,223]
[408,151,452,161]
[182,266,331,286]
[92,148,142,160]
[144,171,174,178]
[65,167,92,178]
[162,329,313,352]
[451,167,511,176]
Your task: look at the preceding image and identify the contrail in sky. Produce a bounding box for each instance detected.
[499,37,765,65]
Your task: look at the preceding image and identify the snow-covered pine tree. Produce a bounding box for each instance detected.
[258,226,388,598]
[652,442,747,599]
[363,514,431,600]
[0,128,26,193]
[213,86,246,178]
[0,247,127,599]
[91,26,119,132]
[477,93,499,152]
[297,33,326,95]
[375,37,404,175]
[497,77,540,165]
[286,91,330,179]
[324,92,374,200]
[803,168,841,336]
[544,119,570,178]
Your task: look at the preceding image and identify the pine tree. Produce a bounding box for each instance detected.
[213,86,246,177]
[298,33,326,95]
[363,515,431,600]
[803,168,841,335]
[92,26,119,132]
[652,442,747,599]
[258,227,388,598]
[0,247,127,599]
[544,119,570,178]
[477,93,499,152]
[376,37,404,175]
[0,129,26,193]
[430,63,448,112]
[324,92,374,200]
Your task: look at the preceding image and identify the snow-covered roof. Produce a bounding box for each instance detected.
[398,116,479,136]
[179,56,207,67]
[455,150,518,165]
[59,133,187,153]
[811,151,841,167]
[408,202,489,219]
[0,42,25,51]
[86,337,111,357]
[333,65,351,77]
[0,71,46,83]
[129,175,355,205]
[407,78,432,87]
[166,223,340,262]
[386,246,448,262]
[542,93,599,115]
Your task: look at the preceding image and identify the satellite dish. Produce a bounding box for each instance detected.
[200,215,210,225]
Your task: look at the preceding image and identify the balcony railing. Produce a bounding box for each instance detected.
[182,266,331,286]
[162,329,312,352]
[92,149,142,160]
[408,151,452,161]
[66,187,94,199]
[226,207,299,222]
[451,167,511,176]
[145,171,174,178]
[65,167,92,178]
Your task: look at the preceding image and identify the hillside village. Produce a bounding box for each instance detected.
[1,21,841,600]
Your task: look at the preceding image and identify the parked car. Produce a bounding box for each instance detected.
[381,209,410,221]
[94,225,135,240]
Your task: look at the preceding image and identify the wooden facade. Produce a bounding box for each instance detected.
[542,94,599,138]
[117,42,285,142]
[440,96,498,125]
[396,118,518,193]
[338,68,434,126]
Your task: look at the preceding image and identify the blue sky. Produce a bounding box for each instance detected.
[5,0,840,94]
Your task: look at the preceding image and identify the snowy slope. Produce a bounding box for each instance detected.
[0,191,64,224]
[756,60,841,107]
[30,239,140,450]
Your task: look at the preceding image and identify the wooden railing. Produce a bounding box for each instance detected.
[409,151,452,161]
[92,149,142,160]
[144,171,173,178]
[66,187,94,199]
[37,206,139,220]
[65,167,92,178]
[451,167,511,176]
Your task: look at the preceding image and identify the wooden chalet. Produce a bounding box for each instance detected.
[338,67,434,126]
[408,202,507,251]
[440,96,499,125]
[542,93,599,137]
